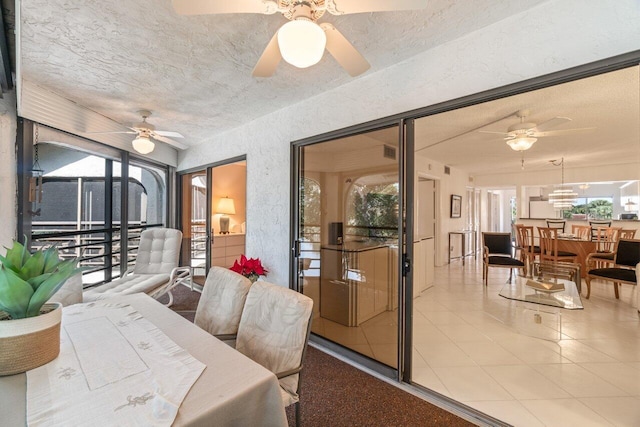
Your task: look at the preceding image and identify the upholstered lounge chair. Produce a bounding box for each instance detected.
[194,266,253,346]
[83,228,190,306]
[236,281,313,426]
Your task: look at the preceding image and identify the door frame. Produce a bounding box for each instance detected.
[177,155,246,275]
[290,119,415,381]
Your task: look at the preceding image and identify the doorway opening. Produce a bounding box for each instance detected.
[179,158,246,287]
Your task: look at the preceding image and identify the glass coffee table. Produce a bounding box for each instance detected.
[498,276,583,341]
[499,276,583,309]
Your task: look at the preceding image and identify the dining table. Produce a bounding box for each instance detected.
[556,237,597,278]
[0,293,288,427]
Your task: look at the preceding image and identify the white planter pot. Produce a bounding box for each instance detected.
[0,302,63,376]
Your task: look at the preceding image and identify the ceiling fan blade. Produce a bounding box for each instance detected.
[478,130,510,136]
[153,130,184,138]
[85,131,137,135]
[329,0,427,14]
[533,128,596,137]
[532,116,571,132]
[252,32,282,77]
[152,134,189,150]
[320,23,370,77]
[172,0,277,15]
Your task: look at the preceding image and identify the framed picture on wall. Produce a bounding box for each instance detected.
[451,194,462,218]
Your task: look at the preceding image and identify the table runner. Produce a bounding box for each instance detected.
[26,301,205,426]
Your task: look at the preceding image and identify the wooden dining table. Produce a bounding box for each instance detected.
[556,237,597,278]
[0,293,288,427]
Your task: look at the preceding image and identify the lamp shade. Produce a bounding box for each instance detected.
[132,135,155,154]
[506,136,537,151]
[216,197,236,215]
[277,19,326,68]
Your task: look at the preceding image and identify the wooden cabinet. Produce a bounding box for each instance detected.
[211,234,245,268]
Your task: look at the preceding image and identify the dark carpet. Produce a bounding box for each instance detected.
[164,284,474,427]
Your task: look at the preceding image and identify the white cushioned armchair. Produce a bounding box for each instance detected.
[235,280,313,425]
[83,228,190,306]
[194,266,253,346]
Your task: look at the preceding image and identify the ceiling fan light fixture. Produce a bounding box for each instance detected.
[506,136,537,151]
[132,135,155,154]
[277,19,326,68]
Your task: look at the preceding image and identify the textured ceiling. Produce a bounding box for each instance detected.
[414,66,640,177]
[18,0,545,149]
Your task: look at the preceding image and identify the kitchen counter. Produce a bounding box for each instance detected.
[321,241,394,252]
[320,241,397,327]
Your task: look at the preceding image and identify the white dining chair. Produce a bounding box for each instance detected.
[235,280,313,426]
[194,266,253,346]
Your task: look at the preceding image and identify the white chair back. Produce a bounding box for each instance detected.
[133,228,182,274]
[236,281,313,407]
[194,267,252,336]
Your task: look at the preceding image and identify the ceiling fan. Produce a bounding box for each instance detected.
[479,109,595,152]
[92,110,187,154]
[172,0,428,77]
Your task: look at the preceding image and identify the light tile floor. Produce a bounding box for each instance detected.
[308,260,640,426]
[413,261,640,426]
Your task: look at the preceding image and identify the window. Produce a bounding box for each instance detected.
[26,137,170,287]
[345,178,399,240]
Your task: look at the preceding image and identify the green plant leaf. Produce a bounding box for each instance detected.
[26,264,81,317]
[42,247,62,273]
[5,241,30,271]
[27,272,53,291]
[0,253,20,274]
[0,265,34,319]
[20,250,46,282]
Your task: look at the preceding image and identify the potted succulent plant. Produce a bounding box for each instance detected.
[0,240,83,376]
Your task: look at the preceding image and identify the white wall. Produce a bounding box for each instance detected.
[0,90,17,248]
[415,155,471,265]
[177,0,640,286]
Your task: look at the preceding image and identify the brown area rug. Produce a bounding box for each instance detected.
[166,284,473,427]
[285,346,474,427]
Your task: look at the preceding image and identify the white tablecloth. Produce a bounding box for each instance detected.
[0,293,288,427]
[27,301,206,426]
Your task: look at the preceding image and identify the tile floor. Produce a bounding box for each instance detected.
[309,260,640,426]
[412,261,640,426]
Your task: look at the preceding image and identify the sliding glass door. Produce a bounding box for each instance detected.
[292,123,413,376]
[179,158,247,285]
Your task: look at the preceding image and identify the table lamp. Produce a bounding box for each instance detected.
[216,197,235,234]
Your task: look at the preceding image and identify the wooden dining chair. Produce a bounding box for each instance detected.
[515,224,540,269]
[619,229,637,239]
[194,266,253,346]
[482,232,525,285]
[538,227,578,264]
[586,239,640,299]
[546,220,566,233]
[589,227,620,268]
[513,224,524,262]
[589,220,612,241]
[236,280,313,426]
[571,225,592,241]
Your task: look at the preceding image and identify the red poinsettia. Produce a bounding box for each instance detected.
[230,255,268,282]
